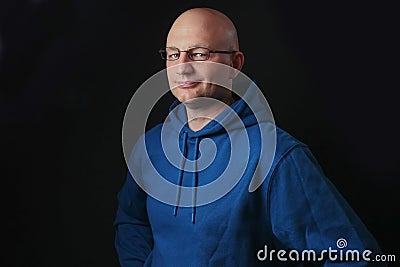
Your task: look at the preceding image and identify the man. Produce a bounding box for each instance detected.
[114,7,383,266]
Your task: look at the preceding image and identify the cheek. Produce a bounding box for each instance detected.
[166,61,173,68]
[166,63,179,88]
[203,67,232,88]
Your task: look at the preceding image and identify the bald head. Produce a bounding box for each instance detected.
[167,8,239,51]
[164,8,245,111]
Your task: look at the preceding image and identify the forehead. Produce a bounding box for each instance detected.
[166,18,228,49]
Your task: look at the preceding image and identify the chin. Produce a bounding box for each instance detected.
[177,96,200,104]
[172,90,203,103]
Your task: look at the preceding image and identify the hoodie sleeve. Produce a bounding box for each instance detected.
[268,145,386,266]
[113,170,154,267]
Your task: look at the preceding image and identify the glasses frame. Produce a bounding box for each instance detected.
[158,46,237,61]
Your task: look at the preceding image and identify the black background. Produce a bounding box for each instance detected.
[1,1,398,266]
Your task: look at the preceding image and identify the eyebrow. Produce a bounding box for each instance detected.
[166,43,210,49]
[190,43,209,48]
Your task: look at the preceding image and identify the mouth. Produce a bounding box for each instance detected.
[175,81,200,88]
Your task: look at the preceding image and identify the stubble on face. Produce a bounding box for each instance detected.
[164,8,242,131]
[166,8,239,105]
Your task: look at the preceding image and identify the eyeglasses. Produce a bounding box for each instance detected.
[158,47,237,61]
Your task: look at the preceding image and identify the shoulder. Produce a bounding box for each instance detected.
[144,123,164,138]
[273,126,308,165]
[265,127,325,183]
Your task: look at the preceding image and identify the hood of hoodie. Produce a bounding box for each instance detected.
[166,81,273,138]
[153,81,275,223]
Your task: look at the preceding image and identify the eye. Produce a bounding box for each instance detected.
[189,48,209,60]
[192,53,207,58]
[167,53,179,60]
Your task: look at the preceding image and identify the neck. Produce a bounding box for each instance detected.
[185,96,235,132]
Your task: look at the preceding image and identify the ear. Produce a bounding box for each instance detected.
[229,51,244,79]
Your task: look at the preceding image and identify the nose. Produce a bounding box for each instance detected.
[175,53,195,75]
[178,51,191,63]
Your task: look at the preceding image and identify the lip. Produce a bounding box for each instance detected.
[176,81,200,88]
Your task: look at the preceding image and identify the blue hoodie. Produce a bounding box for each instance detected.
[114,86,383,266]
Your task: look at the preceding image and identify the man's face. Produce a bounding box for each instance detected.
[165,17,235,105]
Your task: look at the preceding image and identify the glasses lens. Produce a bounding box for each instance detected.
[189,47,209,61]
[164,47,180,61]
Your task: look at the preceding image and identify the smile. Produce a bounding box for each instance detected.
[176,81,200,88]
